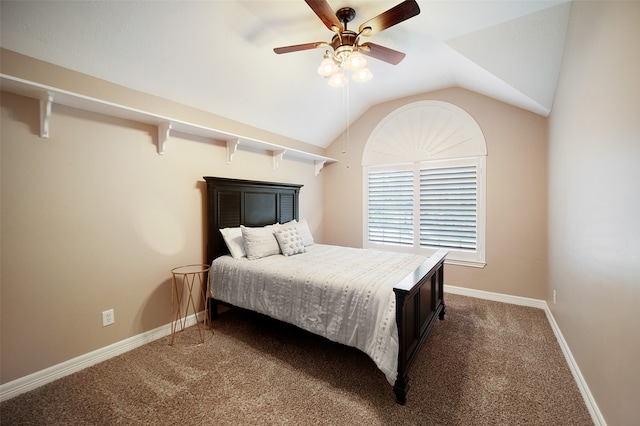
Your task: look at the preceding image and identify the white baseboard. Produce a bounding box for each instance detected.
[444,285,606,426]
[542,305,607,426]
[444,284,548,309]
[0,312,204,402]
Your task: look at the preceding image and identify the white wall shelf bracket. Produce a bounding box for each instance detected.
[272,149,286,171]
[157,122,172,155]
[39,92,53,138]
[314,160,327,176]
[226,139,239,164]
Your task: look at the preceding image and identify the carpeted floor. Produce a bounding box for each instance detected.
[1,294,593,425]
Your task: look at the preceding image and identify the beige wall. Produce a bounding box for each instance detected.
[0,53,325,384]
[323,87,549,300]
[548,2,640,424]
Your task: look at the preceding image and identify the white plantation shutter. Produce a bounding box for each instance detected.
[367,169,414,246]
[419,165,477,251]
[365,157,485,266]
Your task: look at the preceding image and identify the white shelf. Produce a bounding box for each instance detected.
[0,74,336,175]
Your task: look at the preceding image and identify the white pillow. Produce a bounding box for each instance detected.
[274,227,305,256]
[297,219,315,247]
[241,225,281,260]
[282,219,315,247]
[220,227,245,258]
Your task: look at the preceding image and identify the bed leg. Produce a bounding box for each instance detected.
[208,298,218,322]
[439,302,446,320]
[393,376,409,405]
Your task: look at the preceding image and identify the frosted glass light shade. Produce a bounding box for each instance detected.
[344,51,367,71]
[352,67,373,82]
[317,56,339,77]
[328,72,348,87]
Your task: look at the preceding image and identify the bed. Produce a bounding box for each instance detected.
[204,176,447,404]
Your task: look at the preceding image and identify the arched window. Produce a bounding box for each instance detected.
[362,101,487,267]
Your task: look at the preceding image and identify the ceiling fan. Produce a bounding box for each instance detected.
[273,0,421,86]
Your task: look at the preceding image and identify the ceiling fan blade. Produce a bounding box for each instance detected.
[305,0,343,32]
[274,41,328,54]
[358,0,420,36]
[360,42,406,65]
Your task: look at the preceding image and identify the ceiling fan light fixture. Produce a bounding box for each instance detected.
[352,67,373,83]
[328,71,348,87]
[273,0,421,87]
[344,50,366,71]
[317,53,340,77]
[334,44,353,64]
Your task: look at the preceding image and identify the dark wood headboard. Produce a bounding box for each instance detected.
[203,177,302,265]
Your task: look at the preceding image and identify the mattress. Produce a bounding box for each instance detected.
[209,244,428,384]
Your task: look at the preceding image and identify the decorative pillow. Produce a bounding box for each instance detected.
[241,225,281,260]
[280,219,315,247]
[274,227,305,256]
[220,227,245,258]
[297,219,315,247]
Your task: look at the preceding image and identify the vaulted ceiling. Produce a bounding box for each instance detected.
[0,1,571,148]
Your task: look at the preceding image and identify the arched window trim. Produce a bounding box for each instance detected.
[362,101,487,267]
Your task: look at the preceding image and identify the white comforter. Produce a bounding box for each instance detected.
[209,244,428,384]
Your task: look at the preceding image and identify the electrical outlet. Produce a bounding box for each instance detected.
[102,309,115,327]
[553,290,557,304]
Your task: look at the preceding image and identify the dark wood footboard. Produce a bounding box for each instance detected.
[393,249,448,404]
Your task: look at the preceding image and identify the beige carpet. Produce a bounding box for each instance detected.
[1,294,592,425]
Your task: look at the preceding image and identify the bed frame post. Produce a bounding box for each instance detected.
[393,288,411,405]
[393,249,448,405]
[208,299,218,322]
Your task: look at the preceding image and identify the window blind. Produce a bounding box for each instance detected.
[367,169,414,246]
[419,165,477,251]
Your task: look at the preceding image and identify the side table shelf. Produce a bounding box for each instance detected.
[169,264,211,345]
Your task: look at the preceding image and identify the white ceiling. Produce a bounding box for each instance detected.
[0,0,571,148]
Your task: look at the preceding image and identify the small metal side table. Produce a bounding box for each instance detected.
[169,264,211,346]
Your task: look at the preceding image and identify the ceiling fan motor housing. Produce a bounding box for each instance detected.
[331,31,358,61]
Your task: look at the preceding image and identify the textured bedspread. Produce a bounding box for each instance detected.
[209,244,428,384]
